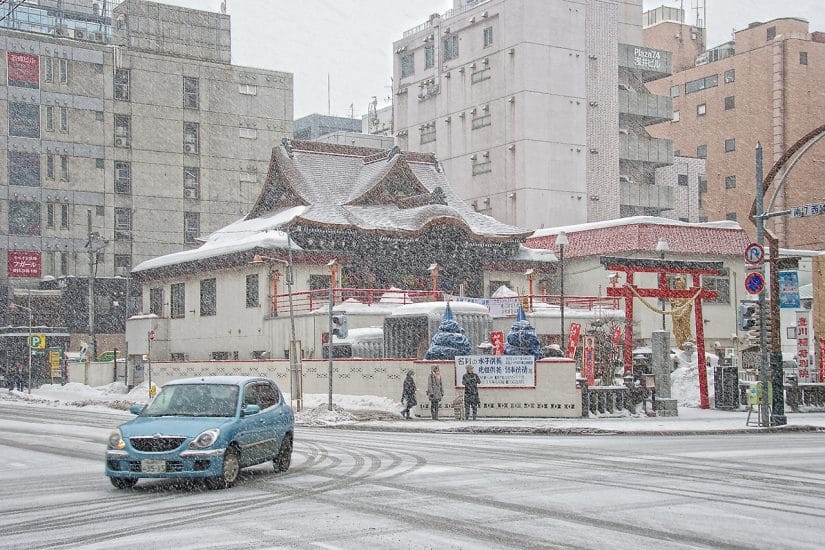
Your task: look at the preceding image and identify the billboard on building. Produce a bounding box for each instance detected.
[8,251,41,278]
[7,52,39,89]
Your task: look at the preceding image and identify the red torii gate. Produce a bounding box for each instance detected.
[601,256,722,409]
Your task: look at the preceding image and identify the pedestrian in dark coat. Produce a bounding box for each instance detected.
[427,365,444,420]
[462,365,481,420]
[13,362,24,392]
[401,370,417,419]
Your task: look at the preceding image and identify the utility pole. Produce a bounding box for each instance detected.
[86,209,108,365]
[754,143,770,427]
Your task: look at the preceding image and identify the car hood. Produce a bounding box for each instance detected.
[119,416,234,438]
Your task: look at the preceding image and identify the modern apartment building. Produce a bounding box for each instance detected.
[646,16,825,249]
[392,0,674,230]
[0,0,293,289]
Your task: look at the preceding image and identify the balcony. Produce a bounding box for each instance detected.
[618,89,672,126]
[618,44,672,81]
[619,134,673,167]
[619,180,674,212]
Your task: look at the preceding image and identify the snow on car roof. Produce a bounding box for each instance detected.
[164,376,269,386]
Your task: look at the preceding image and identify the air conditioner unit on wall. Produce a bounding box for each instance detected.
[92,32,104,42]
[183,188,199,199]
[74,29,87,40]
[114,137,128,147]
[184,143,197,154]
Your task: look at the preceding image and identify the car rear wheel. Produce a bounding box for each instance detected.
[207,447,240,489]
[274,433,292,473]
[110,477,138,489]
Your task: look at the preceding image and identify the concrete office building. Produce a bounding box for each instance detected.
[646,15,825,249]
[392,0,674,230]
[0,0,293,288]
[293,113,361,141]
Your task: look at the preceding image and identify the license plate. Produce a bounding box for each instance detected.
[141,459,166,473]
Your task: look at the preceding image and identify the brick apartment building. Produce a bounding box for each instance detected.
[645,16,825,250]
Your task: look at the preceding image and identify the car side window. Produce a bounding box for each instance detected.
[257,383,278,409]
[243,385,260,408]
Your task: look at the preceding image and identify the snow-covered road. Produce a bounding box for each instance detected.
[2,403,825,549]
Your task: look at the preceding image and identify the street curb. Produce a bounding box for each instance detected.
[298,422,825,436]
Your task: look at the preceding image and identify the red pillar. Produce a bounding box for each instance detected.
[693,282,709,409]
[623,273,635,374]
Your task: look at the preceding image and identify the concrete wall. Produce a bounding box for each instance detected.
[142,356,582,418]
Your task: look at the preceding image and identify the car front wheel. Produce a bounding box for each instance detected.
[208,447,240,489]
[110,477,138,489]
[274,433,292,473]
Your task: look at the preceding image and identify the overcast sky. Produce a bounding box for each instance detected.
[164,1,825,120]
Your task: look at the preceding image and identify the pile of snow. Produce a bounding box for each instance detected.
[296,403,357,425]
[670,348,718,408]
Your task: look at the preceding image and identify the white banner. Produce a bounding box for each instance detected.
[455,355,536,388]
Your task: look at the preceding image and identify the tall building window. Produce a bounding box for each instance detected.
[184,167,200,199]
[725,175,736,189]
[58,58,68,84]
[114,115,131,147]
[400,53,414,77]
[200,278,216,316]
[685,74,718,94]
[800,52,808,65]
[703,268,730,304]
[114,254,131,274]
[43,57,53,83]
[57,106,67,131]
[60,252,68,276]
[114,69,130,100]
[115,207,132,240]
[115,161,131,193]
[424,44,434,69]
[767,26,776,41]
[61,204,69,228]
[9,103,40,138]
[9,201,41,235]
[472,160,492,175]
[724,69,735,83]
[725,212,737,221]
[59,155,69,181]
[420,124,436,144]
[725,138,736,152]
[149,287,164,316]
[47,203,55,228]
[8,151,40,186]
[443,35,459,61]
[696,103,706,116]
[697,144,707,159]
[183,122,199,154]
[677,174,689,186]
[670,84,680,97]
[672,110,680,122]
[46,155,55,180]
[246,274,259,308]
[483,26,493,48]
[184,212,200,244]
[724,96,735,110]
[238,84,257,95]
[183,76,199,109]
[45,105,54,131]
[170,283,185,318]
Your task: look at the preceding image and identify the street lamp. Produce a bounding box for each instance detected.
[655,237,669,330]
[251,233,301,411]
[556,231,568,353]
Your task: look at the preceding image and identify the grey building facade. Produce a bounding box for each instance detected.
[0,0,293,290]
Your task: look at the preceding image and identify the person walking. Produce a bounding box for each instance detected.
[401,370,417,419]
[13,362,24,392]
[462,364,481,420]
[426,365,444,420]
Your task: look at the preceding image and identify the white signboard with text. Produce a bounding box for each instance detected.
[455,355,536,388]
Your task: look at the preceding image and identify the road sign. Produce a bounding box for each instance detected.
[744,243,765,265]
[744,272,766,295]
[791,202,825,218]
[28,333,46,349]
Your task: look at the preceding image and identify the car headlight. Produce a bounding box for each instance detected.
[108,430,125,449]
[189,428,220,449]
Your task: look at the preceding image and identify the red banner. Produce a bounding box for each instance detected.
[566,322,581,359]
[8,250,41,278]
[582,336,595,385]
[490,331,504,356]
[7,52,39,89]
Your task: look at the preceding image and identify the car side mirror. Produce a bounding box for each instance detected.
[129,404,144,415]
[242,404,261,416]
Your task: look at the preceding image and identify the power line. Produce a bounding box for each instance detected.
[0,0,28,24]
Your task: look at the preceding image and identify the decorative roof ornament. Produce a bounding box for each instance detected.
[281,137,293,158]
[423,303,472,360]
[430,186,447,205]
[387,145,402,160]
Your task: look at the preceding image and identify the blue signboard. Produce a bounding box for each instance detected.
[778,271,800,308]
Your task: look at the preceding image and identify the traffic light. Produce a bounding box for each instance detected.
[331,312,348,338]
[746,305,773,347]
[739,302,757,331]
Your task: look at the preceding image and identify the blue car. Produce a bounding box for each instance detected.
[106,376,294,489]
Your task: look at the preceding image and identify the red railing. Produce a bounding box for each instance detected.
[268,288,619,317]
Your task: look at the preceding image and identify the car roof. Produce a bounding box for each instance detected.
[163,376,271,387]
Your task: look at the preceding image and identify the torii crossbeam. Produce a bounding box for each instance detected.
[601,256,722,409]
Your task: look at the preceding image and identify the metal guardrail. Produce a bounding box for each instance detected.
[402,0,492,37]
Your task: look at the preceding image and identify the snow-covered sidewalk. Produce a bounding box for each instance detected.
[3,381,825,435]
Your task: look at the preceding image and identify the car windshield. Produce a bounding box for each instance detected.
[141,384,239,417]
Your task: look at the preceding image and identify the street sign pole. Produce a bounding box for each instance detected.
[755,143,770,427]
